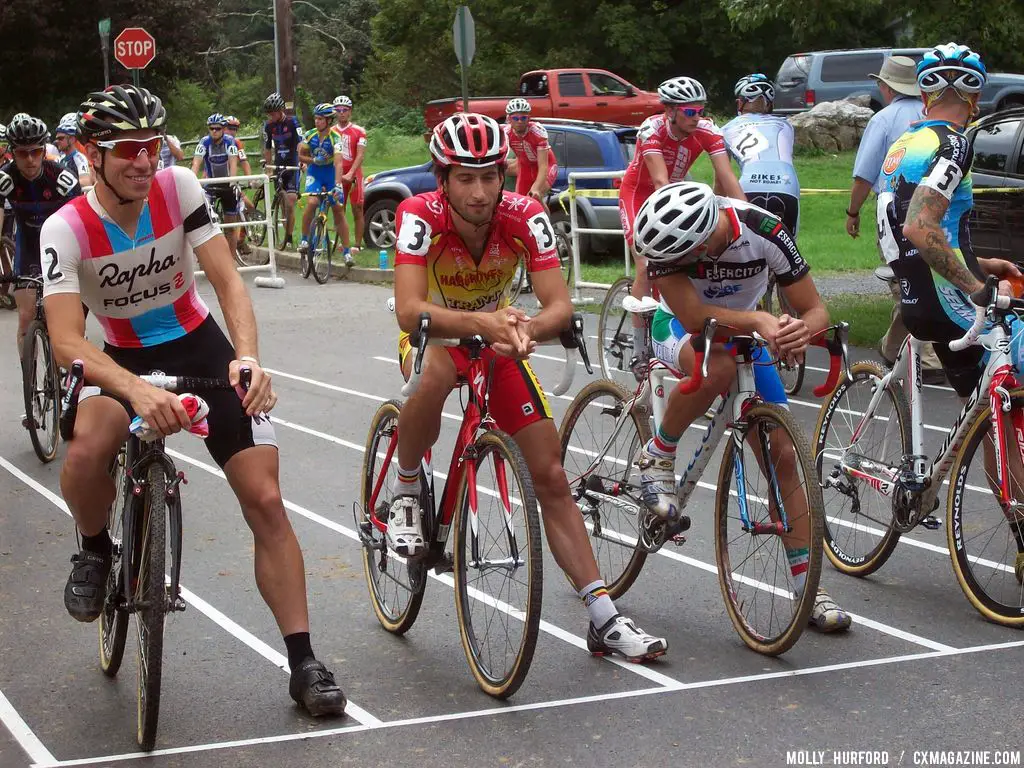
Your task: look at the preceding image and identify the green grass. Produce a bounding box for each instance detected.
[823,294,893,349]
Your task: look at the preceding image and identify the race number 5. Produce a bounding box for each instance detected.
[527,213,555,252]
[396,212,431,255]
[42,246,64,283]
[925,157,963,199]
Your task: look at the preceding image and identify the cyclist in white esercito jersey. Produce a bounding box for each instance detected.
[39,85,347,718]
[721,74,801,236]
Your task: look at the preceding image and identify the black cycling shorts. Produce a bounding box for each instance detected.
[746,192,800,238]
[92,316,277,467]
[205,183,243,217]
[277,168,300,194]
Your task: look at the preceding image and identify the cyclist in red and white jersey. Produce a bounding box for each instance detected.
[391,113,667,662]
[620,76,745,367]
[503,98,557,205]
[39,85,347,718]
[331,95,368,252]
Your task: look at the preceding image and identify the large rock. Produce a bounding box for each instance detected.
[788,100,874,152]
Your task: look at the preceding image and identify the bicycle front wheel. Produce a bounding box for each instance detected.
[454,429,542,699]
[597,276,635,381]
[135,462,167,751]
[0,235,14,310]
[311,216,333,284]
[715,403,824,655]
[250,187,268,248]
[947,388,1024,626]
[559,379,650,599]
[99,445,130,676]
[814,361,908,576]
[21,320,60,462]
[358,400,427,634]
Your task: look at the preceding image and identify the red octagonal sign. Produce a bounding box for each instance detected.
[114,27,156,70]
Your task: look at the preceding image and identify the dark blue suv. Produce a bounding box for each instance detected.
[362,119,636,258]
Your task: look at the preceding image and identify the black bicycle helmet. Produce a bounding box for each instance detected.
[6,114,49,147]
[78,84,166,141]
[264,92,285,112]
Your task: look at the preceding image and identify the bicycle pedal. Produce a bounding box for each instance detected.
[172,597,187,612]
[920,515,942,530]
[671,534,687,547]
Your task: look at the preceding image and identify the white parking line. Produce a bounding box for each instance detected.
[259,400,953,653]
[33,637,1024,767]
[0,455,382,729]
[0,688,55,766]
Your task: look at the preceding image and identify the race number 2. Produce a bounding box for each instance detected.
[42,246,64,283]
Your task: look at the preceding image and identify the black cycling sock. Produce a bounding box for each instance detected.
[284,632,315,672]
[81,529,112,557]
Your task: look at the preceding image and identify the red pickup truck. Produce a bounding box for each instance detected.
[424,68,663,130]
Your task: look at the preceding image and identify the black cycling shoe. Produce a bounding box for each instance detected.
[289,658,347,717]
[63,550,112,623]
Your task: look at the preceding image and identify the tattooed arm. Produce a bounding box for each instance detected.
[902,186,984,295]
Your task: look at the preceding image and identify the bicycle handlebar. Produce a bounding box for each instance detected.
[401,311,592,399]
[0,274,42,287]
[59,360,251,441]
[262,163,302,171]
[948,275,1024,352]
[677,318,717,395]
[810,322,851,397]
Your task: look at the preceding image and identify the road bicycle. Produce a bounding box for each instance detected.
[0,273,62,462]
[560,305,847,655]
[250,163,301,251]
[356,312,590,697]
[508,217,574,305]
[300,187,338,284]
[598,274,806,395]
[815,275,1024,626]
[60,361,251,750]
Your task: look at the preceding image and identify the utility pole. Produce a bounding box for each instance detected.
[275,0,296,111]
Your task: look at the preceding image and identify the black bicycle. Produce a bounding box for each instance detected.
[251,163,300,250]
[0,233,15,310]
[60,362,249,751]
[0,273,61,462]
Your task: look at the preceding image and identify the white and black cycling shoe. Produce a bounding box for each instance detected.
[587,614,667,663]
[386,495,427,558]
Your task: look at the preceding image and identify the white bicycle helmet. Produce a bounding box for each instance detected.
[56,112,79,135]
[658,76,706,105]
[506,98,531,115]
[634,182,720,263]
[917,42,987,94]
[734,74,776,102]
[333,95,353,109]
[429,113,508,168]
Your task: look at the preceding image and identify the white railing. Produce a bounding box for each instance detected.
[197,173,285,289]
[564,170,629,303]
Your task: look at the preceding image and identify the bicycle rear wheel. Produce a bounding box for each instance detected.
[21,319,60,462]
[99,445,130,676]
[715,403,823,655]
[558,379,649,599]
[814,361,907,576]
[312,216,333,283]
[454,429,542,698]
[250,187,268,247]
[237,200,270,267]
[358,400,427,634]
[0,235,14,310]
[135,462,167,751]
[947,388,1024,626]
[597,276,635,382]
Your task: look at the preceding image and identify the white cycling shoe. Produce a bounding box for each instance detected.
[808,588,852,632]
[386,495,427,558]
[636,443,680,520]
[587,614,667,663]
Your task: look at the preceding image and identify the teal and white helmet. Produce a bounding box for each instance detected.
[917,43,987,94]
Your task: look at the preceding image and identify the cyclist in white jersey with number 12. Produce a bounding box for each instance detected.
[721,75,801,237]
[635,181,851,632]
[39,85,347,718]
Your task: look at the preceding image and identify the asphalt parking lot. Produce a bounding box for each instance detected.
[0,274,1021,768]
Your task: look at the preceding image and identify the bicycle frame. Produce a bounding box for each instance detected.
[838,327,1023,515]
[366,346,521,573]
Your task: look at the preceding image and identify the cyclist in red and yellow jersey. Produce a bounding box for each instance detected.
[390,113,667,663]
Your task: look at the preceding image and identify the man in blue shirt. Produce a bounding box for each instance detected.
[845,56,942,379]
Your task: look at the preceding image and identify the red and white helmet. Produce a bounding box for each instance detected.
[429,113,508,168]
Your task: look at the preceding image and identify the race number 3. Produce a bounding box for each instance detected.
[527,213,555,252]
[397,213,431,255]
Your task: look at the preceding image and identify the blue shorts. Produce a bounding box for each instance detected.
[651,311,788,406]
[304,168,343,204]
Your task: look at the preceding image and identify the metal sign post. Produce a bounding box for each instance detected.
[453,5,475,113]
[98,18,111,87]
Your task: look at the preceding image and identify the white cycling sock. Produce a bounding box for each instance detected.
[392,464,420,497]
[579,579,618,628]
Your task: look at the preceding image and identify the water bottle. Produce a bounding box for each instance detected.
[379,249,389,270]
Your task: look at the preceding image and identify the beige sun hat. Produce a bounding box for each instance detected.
[870,55,921,96]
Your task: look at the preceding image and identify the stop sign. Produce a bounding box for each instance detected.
[114,27,156,70]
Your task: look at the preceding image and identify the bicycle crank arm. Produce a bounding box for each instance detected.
[838,452,900,497]
[581,489,642,517]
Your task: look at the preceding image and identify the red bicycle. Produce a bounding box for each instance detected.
[356,311,590,698]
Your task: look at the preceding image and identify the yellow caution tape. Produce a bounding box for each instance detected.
[800,187,1023,195]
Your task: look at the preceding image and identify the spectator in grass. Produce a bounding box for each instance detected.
[846,56,942,382]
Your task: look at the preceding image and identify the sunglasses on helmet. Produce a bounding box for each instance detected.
[95,136,164,160]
